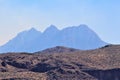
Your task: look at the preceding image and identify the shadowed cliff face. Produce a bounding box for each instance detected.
[30,63,58,73]
[83,68,120,80]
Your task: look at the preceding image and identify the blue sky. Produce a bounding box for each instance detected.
[0,0,120,45]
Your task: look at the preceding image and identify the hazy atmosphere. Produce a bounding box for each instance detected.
[0,0,120,45]
[0,1,120,80]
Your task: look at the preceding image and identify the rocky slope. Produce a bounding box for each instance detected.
[0,45,119,80]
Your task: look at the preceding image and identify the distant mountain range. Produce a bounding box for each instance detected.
[0,24,107,53]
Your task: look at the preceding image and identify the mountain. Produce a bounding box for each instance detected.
[0,28,41,52]
[0,45,119,80]
[0,24,107,53]
[54,24,107,49]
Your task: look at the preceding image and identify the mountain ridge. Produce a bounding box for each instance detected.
[0,24,107,53]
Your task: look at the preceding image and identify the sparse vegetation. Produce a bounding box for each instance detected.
[0,45,119,80]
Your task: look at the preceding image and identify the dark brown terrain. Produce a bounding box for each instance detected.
[0,45,120,80]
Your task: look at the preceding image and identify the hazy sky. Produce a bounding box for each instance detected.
[0,0,120,45]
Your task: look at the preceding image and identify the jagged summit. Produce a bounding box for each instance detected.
[78,24,89,28]
[43,25,59,34]
[29,27,38,32]
[17,27,40,36]
[62,24,92,32]
[48,25,57,29]
[17,27,41,37]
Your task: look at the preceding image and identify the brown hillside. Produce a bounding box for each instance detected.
[0,45,119,80]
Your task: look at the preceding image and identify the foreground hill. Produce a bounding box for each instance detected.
[0,45,119,80]
[0,24,107,53]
